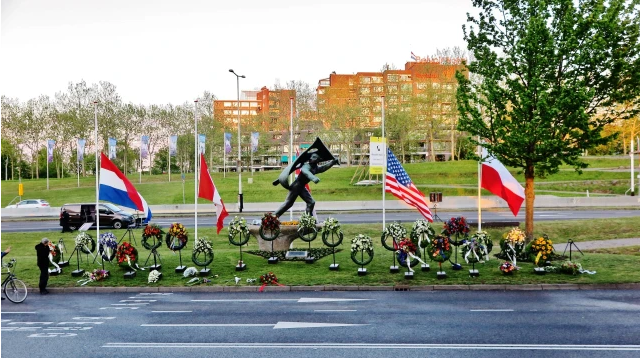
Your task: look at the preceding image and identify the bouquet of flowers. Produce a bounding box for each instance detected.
[527,235,554,266]
[261,212,280,231]
[259,272,279,285]
[98,232,118,262]
[166,222,188,251]
[77,269,109,285]
[410,219,435,248]
[47,241,62,272]
[499,261,516,274]
[560,260,583,275]
[351,234,374,254]
[299,213,317,229]
[499,227,526,264]
[442,217,470,243]
[323,217,341,234]
[228,216,249,237]
[75,232,95,254]
[183,267,198,277]
[384,222,407,240]
[427,235,452,263]
[116,242,139,270]
[148,270,161,283]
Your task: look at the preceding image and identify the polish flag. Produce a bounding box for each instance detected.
[198,154,229,233]
[481,148,525,216]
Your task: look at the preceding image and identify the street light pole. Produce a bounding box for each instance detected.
[229,69,246,212]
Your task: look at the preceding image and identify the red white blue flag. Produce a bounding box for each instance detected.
[99,153,152,222]
[385,148,432,222]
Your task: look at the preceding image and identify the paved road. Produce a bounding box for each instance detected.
[2,290,640,357]
[2,209,639,233]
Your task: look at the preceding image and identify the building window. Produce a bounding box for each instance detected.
[387,74,399,82]
[400,74,411,82]
[360,87,371,95]
[401,83,412,93]
[359,77,371,84]
[318,89,325,94]
[387,85,398,94]
[373,86,383,93]
[372,76,383,83]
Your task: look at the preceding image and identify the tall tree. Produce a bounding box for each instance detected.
[456,0,640,238]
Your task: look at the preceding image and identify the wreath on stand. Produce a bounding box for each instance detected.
[410,219,435,253]
[442,216,470,245]
[321,217,344,247]
[427,235,453,263]
[498,227,526,265]
[381,221,407,251]
[142,224,164,251]
[259,212,280,241]
[461,237,489,264]
[228,216,250,246]
[98,232,118,262]
[166,223,188,251]
[192,237,214,266]
[297,213,318,242]
[75,232,96,255]
[396,237,426,270]
[47,242,62,273]
[116,242,140,271]
[350,234,374,265]
[526,234,555,266]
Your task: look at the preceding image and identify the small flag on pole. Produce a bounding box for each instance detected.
[198,154,229,234]
[77,139,86,162]
[140,135,149,159]
[385,148,432,222]
[169,135,178,157]
[47,140,55,163]
[224,133,232,154]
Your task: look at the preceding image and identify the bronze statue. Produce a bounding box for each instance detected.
[272,137,339,217]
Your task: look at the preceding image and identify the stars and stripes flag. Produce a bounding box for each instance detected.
[385,148,433,222]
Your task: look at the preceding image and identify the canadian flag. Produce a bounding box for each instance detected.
[481,148,525,216]
[198,154,229,233]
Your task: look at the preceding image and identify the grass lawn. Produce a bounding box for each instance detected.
[2,157,634,207]
[2,218,638,289]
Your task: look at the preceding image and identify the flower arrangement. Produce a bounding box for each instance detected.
[471,231,493,253]
[261,212,280,231]
[142,224,164,251]
[442,216,470,236]
[77,269,109,285]
[321,217,344,248]
[527,235,554,266]
[47,241,62,272]
[426,235,452,263]
[559,260,583,275]
[228,217,250,246]
[396,237,428,270]
[499,227,527,264]
[75,232,96,254]
[381,222,407,251]
[116,242,138,270]
[461,237,489,264]
[350,234,374,266]
[192,237,214,267]
[148,270,162,283]
[297,213,318,242]
[410,219,435,248]
[398,238,418,254]
[98,232,118,262]
[299,213,317,229]
[183,267,198,277]
[259,272,279,285]
[504,227,526,245]
[499,261,516,274]
[166,222,188,251]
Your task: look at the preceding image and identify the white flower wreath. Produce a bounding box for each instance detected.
[322,217,341,233]
[299,213,317,229]
[228,216,249,237]
[351,234,374,254]
[411,219,435,248]
[384,222,407,240]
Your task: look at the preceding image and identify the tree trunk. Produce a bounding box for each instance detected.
[35,156,39,179]
[524,171,535,242]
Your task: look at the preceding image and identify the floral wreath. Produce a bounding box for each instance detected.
[381,221,407,251]
[499,227,526,265]
[426,235,452,263]
[321,217,343,248]
[47,241,62,273]
[259,212,280,241]
[350,234,374,266]
[258,272,285,292]
[396,237,427,271]
[166,222,188,251]
[526,234,554,266]
[228,216,250,246]
[410,219,435,250]
[297,213,318,242]
[471,231,493,253]
[77,269,109,285]
[142,223,164,251]
[116,242,139,271]
[98,232,118,262]
[442,216,470,245]
[75,232,96,255]
[192,237,214,267]
[461,237,489,264]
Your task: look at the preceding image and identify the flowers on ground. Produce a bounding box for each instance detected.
[183,267,198,277]
[148,270,161,283]
[259,272,279,285]
[77,269,109,285]
[499,261,516,274]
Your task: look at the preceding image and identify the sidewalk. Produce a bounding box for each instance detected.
[554,238,640,251]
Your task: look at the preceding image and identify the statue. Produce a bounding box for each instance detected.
[272,137,339,218]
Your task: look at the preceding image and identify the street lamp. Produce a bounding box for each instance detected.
[229,69,246,212]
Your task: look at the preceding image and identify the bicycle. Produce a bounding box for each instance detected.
[2,259,28,303]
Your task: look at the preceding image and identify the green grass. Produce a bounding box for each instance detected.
[2,218,638,289]
[2,157,635,207]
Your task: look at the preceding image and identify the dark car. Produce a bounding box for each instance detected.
[60,203,135,230]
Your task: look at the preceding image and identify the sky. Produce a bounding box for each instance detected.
[1,0,474,105]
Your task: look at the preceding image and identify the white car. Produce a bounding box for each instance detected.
[5,199,51,209]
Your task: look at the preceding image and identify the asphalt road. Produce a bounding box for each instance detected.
[2,290,640,357]
[2,209,639,232]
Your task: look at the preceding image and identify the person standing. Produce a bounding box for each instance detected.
[35,238,50,295]
[60,209,71,233]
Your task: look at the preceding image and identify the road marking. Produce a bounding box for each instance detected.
[137,293,173,296]
[100,307,139,310]
[470,309,514,312]
[8,322,53,325]
[101,343,640,351]
[152,311,193,313]
[298,298,373,303]
[1,312,37,314]
[58,322,103,325]
[273,322,368,329]
[140,322,369,329]
[111,303,150,306]
[314,310,357,312]
[73,317,115,320]
[191,299,298,302]
[191,298,374,303]
[142,324,274,327]
[120,299,157,302]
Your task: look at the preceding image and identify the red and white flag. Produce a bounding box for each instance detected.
[481,148,525,216]
[198,154,229,233]
[385,148,433,222]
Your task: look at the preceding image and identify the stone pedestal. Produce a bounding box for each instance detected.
[249,224,323,252]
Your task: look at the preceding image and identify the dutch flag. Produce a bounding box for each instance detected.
[99,153,152,222]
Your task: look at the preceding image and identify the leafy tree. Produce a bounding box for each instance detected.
[456,0,640,238]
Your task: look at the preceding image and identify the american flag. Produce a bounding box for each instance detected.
[385,148,433,222]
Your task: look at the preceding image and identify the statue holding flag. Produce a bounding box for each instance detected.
[272,137,339,218]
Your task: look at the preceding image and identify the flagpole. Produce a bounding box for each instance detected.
[46,143,50,190]
[94,101,99,239]
[77,141,80,188]
[289,97,294,222]
[139,137,142,184]
[223,134,226,178]
[477,135,482,232]
[194,100,199,241]
[168,136,171,182]
[381,95,386,230]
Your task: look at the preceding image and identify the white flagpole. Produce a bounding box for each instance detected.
[477,135,482,232]
[139,137,142,184]
[289,97,294,222]
[94,101,99,239]
[631,137,635,196]
[194,100,199,240]
[223,134,226,179]
[46,143,50,190]
[168,136,171,182]
[381,95,386,230]
[77,141,80,188]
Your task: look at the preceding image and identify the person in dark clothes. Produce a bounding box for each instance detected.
[60,209,72,233]
[35,238,51,295]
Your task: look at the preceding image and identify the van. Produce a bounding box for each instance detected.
[60,203,136,230]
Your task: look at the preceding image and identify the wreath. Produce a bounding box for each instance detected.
[297,213,318,242]
[442,216,470,245]
[526,234,555,266]
[321,217,344,248]
[142,223,164,251]
[166,222,188,251]
[381,222,407,251]
[426,235,452,263]
[396,237,424,268]
[75,232,96,254]
[499,227,526,263]
[350,234,374,266]
[461,237,489,264]
[410,219,435,250]
[192,237,214,267]
[228,216,250,246]
[116,242,139,270]
[98,232,118,262]
[259,212,280,241]
[471,231,493,253]
[47,242,61,265]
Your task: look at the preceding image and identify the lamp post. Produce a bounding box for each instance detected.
[229,69,246,212]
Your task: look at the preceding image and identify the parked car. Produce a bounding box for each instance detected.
[60,203,135,230]
[5,199,50,208]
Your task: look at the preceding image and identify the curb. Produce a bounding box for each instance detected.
[30,282,640,294]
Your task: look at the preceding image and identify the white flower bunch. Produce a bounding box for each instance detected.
[384,222,407,240]
[350,234,373,254]
[75,232,92,247]
[299,213,317,229]
[193,237,213,254]
[412,219,434,237]
[471,231,490,245]
[183,267,198,277]
[322,217,341,233]
[228,216,249,236]
[148,270,161,283]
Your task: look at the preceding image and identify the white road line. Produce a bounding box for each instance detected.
[8,322,53,325]
[142,324,274,327]
[100,307,139,310]
[152,311,193,313]
[314,310,357,312]
[191,299,298,302]
[299,298,373,303]
[73,317,115,320]
[470,309,514,312]
[111,303,149,306]
[120,299,157,302]
[1,312,37,314]
[101,343,640,351]
[191,298,374,303]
